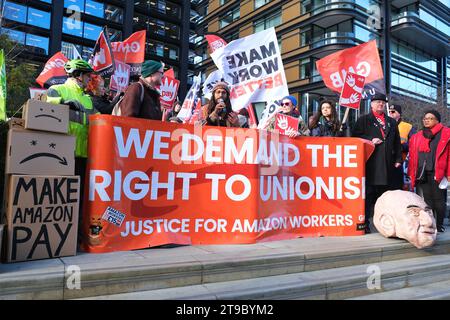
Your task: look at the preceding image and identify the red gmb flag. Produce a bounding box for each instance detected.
[111,30,146,76]
[89,26,115,77]
[36,52,69,88]
[316,40,383,95]
[205,34,227,53]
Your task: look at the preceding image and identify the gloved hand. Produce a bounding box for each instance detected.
[65,100,84,112]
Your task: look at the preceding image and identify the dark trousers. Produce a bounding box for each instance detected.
[416,172,447,228]
[365,184,390,227]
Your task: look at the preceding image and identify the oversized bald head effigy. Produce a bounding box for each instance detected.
[374,190,437,249]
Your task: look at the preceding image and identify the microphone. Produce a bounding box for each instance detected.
[217,98,226,116]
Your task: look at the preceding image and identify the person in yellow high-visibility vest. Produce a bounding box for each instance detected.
[46,59,99,234]
[388,104,416,190]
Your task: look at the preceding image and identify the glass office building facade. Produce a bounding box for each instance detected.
[195,0,450,122]
[0,0,198,97]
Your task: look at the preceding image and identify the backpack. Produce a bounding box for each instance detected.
[112,82,145,116]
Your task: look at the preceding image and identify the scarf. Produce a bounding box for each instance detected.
[372,111,386,138]
[418,123,444,153]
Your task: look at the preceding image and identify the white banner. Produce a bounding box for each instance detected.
[211,27,289,111]
[202,70,227,100]
[257,99,282,129]
[177,73,202,121]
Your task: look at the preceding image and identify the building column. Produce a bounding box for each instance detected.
[179,0,191,100]
[49,0,64,55]
[440,56,448,107]
[382,0,391,96]
[122,1,134,39]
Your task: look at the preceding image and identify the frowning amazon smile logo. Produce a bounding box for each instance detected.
[19,140,68,165]
[34,107,62,122]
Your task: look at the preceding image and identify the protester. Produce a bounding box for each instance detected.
[352,93,402,233]
[46,59,99,233]
[166,98,182,122]
[46,59,98,159]
[408,110,450,233]
[264,95,309,137]
[238,107,250,128]
[118,60,163,120]
[86,74,116,114]
[202,82,240,127]
[387,104,416,190]
[309,100,343,137]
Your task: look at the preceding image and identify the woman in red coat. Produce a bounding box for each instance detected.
[408,110,450,232]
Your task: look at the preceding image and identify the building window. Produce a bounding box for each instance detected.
[391,40,438,74]
[3,1,27,23]
[149,0,181,19]
[169,49,178,60]
[26,33,49,55]
[254,11,281,32]
[301,0,312,14]
[300,58,311,79]
[64,0,85,12]
[418,8,450,35]
[155,20,166,37]
[27,7,51,29]
[105,4,124,23]
[1,28,26,44]
[81,46,94,61]
[255,0,270,9]
[354,23,377,42]
[63,16,83,37]
[227,29,240,42]
[391,68,438,102]
[299,57,319,80]
[108,28,122,42]
[61,41,82,59]
[156,43,164,57]
[220,7,240,28]
[84,0,104,18]
[84,23,103,41]
[133,13,148,29]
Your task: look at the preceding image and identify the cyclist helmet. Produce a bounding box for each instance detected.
[64,59,94,75]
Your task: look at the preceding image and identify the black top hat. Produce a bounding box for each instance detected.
[371,93,388,102]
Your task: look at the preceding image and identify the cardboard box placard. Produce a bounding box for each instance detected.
[7,118,25,130]
[22,100,69,134]
[5,175,80,263]
[6,128,75,176]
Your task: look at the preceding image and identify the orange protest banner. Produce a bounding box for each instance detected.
[82,115,374,253]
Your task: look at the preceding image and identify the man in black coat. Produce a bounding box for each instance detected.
[352,93,402,233]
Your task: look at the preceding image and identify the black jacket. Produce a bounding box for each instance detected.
[352,112,402,186]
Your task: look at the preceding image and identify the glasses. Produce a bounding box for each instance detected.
[389,110,396,114]
[423,117,437,121]
[282,102,292,106]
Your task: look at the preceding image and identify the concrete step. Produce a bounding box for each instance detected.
[81,254,450,300]
[348,279,450,300]
[1,231,450,299]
